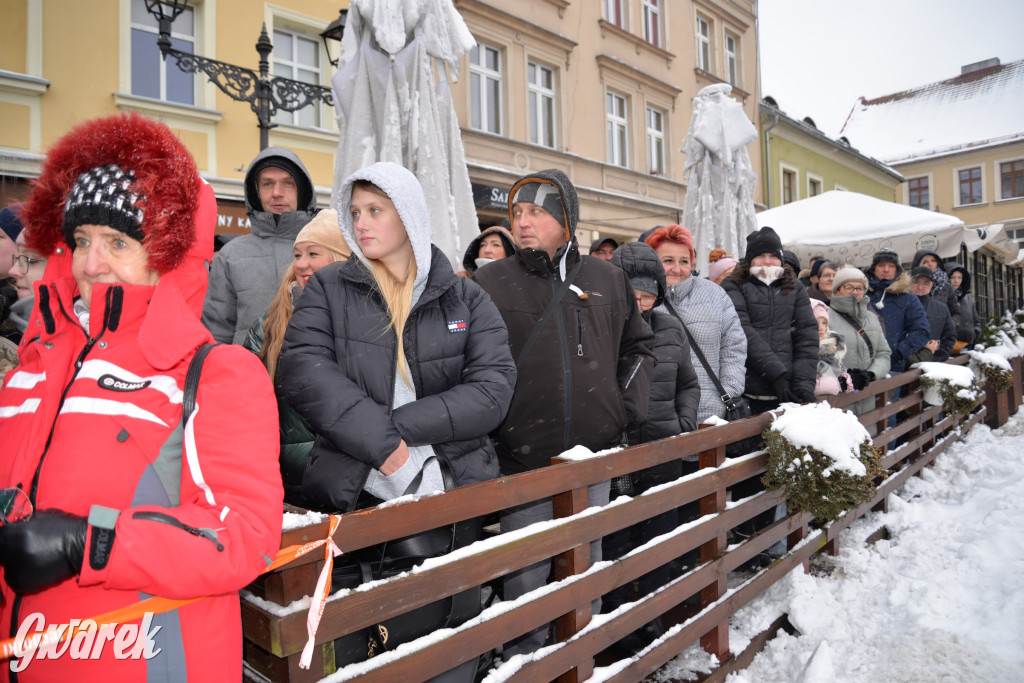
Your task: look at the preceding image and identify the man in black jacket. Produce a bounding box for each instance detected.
[909,266,956,363]
[474,169,655,659]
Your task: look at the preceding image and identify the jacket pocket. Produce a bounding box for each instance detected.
[132,510,224,551]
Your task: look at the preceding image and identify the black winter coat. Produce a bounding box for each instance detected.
[917,294,957,362]
[944,261,982,344]
[474,245,655,474]
[722,268,819,402]
[609,241,700,447]
[278,246,516,512]
[912,249,961,323]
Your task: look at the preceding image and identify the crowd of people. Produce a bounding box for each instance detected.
[0,112,983,678]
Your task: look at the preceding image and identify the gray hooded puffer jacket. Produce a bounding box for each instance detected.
[911,249,960,324]
[278,162,516,512]
[202,147,317,344]
[944,261,982,344]
[611,242,700,450]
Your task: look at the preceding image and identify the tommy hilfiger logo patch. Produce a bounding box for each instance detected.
[98,374,151,392]
[447,319,468,333]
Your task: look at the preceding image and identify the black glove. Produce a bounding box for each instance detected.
[772,374,796,403]
[0,511,87,595]
[848,368,874,391]
[838,374,849,392]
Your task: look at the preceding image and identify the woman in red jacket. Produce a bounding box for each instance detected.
[0,113,283,681]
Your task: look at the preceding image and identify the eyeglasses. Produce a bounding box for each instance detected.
[839,285,866,294]
[635,293,657,305]
[10,254,46,274]
[0,488,33,526]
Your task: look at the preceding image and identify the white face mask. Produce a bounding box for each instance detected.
[751,265,785,286]
[474,257,495,269]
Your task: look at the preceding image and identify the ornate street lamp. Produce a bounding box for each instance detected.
[320,9,348,68]
[144,0,343,150]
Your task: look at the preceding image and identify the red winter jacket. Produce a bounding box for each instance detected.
[0,219,283,680]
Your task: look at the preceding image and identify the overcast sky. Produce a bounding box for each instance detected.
[758,0,1024,138]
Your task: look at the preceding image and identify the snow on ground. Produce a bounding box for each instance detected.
[655,407,1024,682]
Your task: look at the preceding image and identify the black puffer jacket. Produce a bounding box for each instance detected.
[912,249,961,323]
[723,265,819,402]
[611,242,699,447]
[944,261,982,344]
[278,164,516,512]
[474,169,655,474]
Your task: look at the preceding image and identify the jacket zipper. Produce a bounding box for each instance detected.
[12,285,106,679]
[132,510,224,551]
[554,277,573,450]
[576,310,584,357]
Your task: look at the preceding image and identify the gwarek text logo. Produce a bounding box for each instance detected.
[9,612,162,672]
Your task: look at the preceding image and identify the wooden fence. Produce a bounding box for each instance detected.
[241,354,1021,683]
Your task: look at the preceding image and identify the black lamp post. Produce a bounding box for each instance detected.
[320,9,349,68]
[143,0,344,150]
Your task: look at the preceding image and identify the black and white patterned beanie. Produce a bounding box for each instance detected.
[62,164,145,246]
[512,181,566,231]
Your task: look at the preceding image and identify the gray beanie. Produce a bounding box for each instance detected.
[629,276,658,296]
[832,267,869,293]
[512,181,566,231]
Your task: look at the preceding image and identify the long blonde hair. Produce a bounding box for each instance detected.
[260,209,350,380]
[353,179,417,387]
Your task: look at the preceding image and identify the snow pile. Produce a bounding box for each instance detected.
[915,361,975,387]
[657,407,1024,682]
[769,402,870,477]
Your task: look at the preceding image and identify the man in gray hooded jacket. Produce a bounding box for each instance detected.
[202,147,317,344]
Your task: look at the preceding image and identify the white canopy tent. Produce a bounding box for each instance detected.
[757,191,1013,267]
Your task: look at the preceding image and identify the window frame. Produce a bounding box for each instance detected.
[642,0,662,47]
[724,30,739,86]
[604,0,627,29]
[606,90,630,169]
[469,41,504,135]
[997,157,1024,201]
[780,163,798,205]
[645,105,666,175]
[807,173,823,199]
[954,164,985,207]
[527,60,557,149]
[907,175,931,210]
[696,14,712,73]
[271,26,325,129]
[130,0,198,105]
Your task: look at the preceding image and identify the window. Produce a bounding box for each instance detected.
[272,28,323,128]
[908,176,929,209]
[782,168,796,204]
[470,42,502,134]
[724,32,739,86]
[604,0,626,29]
[1000,160,1024,199]
[607,91,629,168]
[130,0,196,105]
[646,106,665,175]
[808,177,822,197]
[528,62,556,148]
[696,16,711,72]
[958,166,983,205]
[642,0,661,47]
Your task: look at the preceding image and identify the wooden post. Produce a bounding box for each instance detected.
[697,429,730,663]
[552,484,593,683]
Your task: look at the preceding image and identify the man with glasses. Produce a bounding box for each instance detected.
[1,205,33,380]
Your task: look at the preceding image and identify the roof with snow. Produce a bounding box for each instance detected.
[839,58,1024,165]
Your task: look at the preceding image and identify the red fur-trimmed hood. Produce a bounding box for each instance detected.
[22,112,200,275]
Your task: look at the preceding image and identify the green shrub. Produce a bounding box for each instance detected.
[763,428,884,523]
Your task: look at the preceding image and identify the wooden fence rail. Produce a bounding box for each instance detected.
[242,354,1018,683]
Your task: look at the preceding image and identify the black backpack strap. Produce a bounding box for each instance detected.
[834,310,874,356]
[183,342,217,424]
[516,257,583,370]
[662,299,734,405]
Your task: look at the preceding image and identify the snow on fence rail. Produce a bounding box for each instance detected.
[241,354,1022,683]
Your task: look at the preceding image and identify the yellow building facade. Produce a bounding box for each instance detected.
[2,0,762,250]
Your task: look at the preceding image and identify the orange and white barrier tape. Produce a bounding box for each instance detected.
[0,513,343,663]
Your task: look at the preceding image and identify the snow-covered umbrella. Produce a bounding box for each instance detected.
[330,0,479,267]
[680,83,758,276]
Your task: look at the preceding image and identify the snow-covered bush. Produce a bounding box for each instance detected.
[966,348,1014,392]
[917,362,982,417]
[763,403,883,523]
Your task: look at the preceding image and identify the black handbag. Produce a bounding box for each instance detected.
[331,457,482,681]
